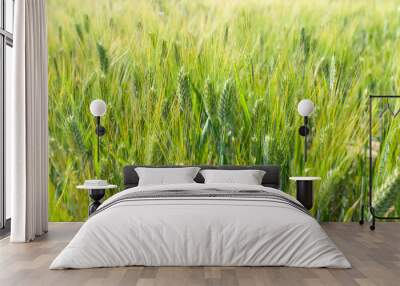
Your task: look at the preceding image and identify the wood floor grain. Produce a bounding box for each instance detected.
[0,222,399,286]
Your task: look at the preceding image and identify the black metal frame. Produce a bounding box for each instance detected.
[1,0,14,232]
[359,95,400,230]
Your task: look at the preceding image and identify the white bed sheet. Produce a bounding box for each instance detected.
[50,183,351,269]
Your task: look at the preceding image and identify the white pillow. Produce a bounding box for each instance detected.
[200,169,266,185]
[135,167,200,186]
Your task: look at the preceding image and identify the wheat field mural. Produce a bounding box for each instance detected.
[47,0,400,221]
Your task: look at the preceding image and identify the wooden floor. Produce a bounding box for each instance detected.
[0,223,399,286]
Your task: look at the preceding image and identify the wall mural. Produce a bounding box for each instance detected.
[47,0,400,221]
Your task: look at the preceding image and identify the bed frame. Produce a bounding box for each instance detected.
[123,165,280,189]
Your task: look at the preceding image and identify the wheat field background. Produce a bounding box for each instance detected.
[47,0,400,221]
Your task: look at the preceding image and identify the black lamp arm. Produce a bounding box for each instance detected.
[299,116,309,136]
[95,117,106,137]
[304,116,308,162]
[95,116,106,164]
[298,116,309,163]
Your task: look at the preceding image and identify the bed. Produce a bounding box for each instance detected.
[50,165,350,269]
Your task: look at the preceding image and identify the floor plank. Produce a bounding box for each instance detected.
[0,222,399,286]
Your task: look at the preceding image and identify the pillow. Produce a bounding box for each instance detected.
[200,169,266,185]
[135,167,201,186]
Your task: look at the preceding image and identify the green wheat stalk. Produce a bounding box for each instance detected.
[96,42,109,75]
[176,67,191,112]
[374,168,400,216]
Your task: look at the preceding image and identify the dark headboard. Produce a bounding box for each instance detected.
[123,165,280,189]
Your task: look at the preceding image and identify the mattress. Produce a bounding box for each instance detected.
[50,183,351,269]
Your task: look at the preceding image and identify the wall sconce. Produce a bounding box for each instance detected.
[297,99,315,162]
[90,99,107,162]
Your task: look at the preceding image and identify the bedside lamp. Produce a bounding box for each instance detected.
[297,99,315,162]
[90,99,107,162]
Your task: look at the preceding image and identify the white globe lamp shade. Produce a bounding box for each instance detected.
[90,99,107,117]
[297,99,315,117]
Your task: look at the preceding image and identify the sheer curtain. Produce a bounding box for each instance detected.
[8,0,48,242]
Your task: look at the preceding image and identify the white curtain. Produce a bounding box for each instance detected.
[8,0,48,242]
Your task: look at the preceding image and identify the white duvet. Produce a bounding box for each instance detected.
[50,183,351,269]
